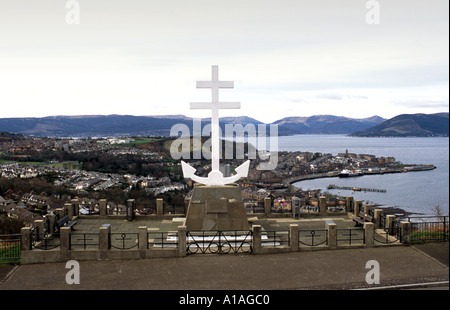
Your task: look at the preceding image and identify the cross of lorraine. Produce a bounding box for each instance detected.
[181,65,250,186]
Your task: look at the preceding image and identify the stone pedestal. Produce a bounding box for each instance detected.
[184,184,250,231]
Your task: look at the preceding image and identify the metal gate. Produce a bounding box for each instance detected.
[186,230,253,254]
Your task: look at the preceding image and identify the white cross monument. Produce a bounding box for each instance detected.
[181,65,250,186]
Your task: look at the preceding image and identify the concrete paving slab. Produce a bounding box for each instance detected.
[1,244,447,291]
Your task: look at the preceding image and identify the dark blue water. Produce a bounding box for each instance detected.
[278,135,449,216]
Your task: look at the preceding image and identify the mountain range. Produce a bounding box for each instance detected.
[351,112,449,137]
[0,113,447,137]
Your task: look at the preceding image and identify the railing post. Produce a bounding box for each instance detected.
[289,224,299,252]
[64,202,73,219]
[126,199,135,221]
[47,214,56,236]
[99,226,110,260]
[364,222,374,247]
[354,200,362,216]
[374,209,384,228]
[60,227,71,260]
[156,198,164,218]
[71,198,80,217]
[34,219,44,241]
[346,196,354,213]
[386,215,396,235]
[444,217,447,242]
[327,222,337,248]
[400,221,411,244]
[55,208,64,219]
[252,225,262,254]
[138,226,148,258]
[21,227,32,251]
[178,226,187,257]
[264,198,271,217]
[319,196,326,214]
[99,199,107,216]
[363,204,373,216]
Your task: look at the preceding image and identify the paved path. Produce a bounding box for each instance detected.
[1,244,447,291]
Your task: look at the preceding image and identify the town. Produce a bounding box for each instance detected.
[0,132,435,231]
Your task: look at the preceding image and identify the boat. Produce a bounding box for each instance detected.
[339,169,363,178]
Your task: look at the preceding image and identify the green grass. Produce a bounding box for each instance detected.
[410,230,449,243]
[0,242,21,264]
[115,137,160,147]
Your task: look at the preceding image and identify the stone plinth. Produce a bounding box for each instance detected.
[184,184,250,231]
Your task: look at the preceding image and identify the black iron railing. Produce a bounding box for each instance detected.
[110,233,139,250]
[298,229,327,246]
[0,234,21,261]
[186,230,253,254]
[337,228,365,245]
[70,233,99,250]
[409,216,449,243]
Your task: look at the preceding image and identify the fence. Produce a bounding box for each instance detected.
[298,229,328,247]
[186,230,253,254]
[70,233,100,250]
[337,228,365,245]
[110,233,139,250]
[263,231,290,247]
[148,232,177,249]
[0,234,21,262]
[409,216,448,243]
[17,212,448,264]
[32,232,60,250]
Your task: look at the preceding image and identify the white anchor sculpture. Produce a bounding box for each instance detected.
[181,65,250,186]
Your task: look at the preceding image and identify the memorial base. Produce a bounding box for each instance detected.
[184,184,250,231]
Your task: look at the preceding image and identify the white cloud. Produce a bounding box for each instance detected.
[0,0,448,122]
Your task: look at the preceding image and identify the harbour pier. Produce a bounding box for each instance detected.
[327,184,387,193]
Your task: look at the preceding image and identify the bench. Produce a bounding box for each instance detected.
[352,211,373,227]
[56,215,78,231]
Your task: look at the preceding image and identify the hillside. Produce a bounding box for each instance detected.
[0,114,385,137]
[273,115,386,135]
[351,113,449,137]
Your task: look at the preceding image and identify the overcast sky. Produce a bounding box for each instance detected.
[0,0,448,123]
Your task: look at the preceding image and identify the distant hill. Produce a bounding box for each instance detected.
[0,115,192,137]
[0,113,421,138]
[351,113,449,137]
[0,115,265,138]
[273,115,386,135]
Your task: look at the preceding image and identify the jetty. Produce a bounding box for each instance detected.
[327,184,387,193]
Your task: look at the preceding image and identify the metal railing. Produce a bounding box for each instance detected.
[186,230,253,254]
[337,228,365,245]
[0,234,21,261]
[263,231,290,247]
[70,233,99,250]
[148,232,177,249]
[32,233,61,250]
[375,221,401,244]
[110,233,139,250]
[409,216,449,243]
[298,229,328,247]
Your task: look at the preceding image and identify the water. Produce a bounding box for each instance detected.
[279,135,449,216]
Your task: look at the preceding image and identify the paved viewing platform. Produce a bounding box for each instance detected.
[1,242,447,290]
[71,214,357,234]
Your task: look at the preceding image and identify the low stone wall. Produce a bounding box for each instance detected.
[20,215,411,264]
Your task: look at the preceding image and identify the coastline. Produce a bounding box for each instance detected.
[284,164,436,186]
[285,166,438,219]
